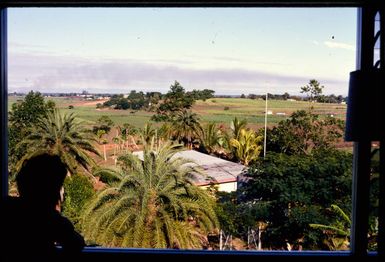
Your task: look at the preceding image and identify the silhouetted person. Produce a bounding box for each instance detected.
[1,153,85,261]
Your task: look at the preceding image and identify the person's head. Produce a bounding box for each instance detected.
[16,153,68,209]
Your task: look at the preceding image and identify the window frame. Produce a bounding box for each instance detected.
[0,1,383,261]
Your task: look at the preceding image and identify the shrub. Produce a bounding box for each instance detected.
[62,174,95,230]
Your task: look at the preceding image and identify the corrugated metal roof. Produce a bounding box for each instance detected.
[132,150,246,186]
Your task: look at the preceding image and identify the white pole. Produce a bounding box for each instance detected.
[263,93,268,158]
[219,230,223,250]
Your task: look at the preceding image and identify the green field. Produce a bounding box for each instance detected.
[8,96,347,130]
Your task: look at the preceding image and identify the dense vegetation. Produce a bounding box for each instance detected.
[7,79,371,251]
[82,142,218,248]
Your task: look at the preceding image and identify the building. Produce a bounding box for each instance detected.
[133,150,246,192]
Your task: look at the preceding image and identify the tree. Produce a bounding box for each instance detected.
[283,92,290,100]
[138,123,156,146]
[15,109,101,175]
[230,117,247,140]
[189,89,215,101]
[62,174,95,231]
[82,142,218,248]
[116,123,138,152]
[158,122,174,142]
[300,79,324,103]
[264,110,344,155]
[171,110,203,148]
[93,116,114,135]
[126,90,145,110]
[310,204,351,250]
[248,94,258,100]
[152,81,194,122]
[230,129,263,166]
[145,92,161,111]
[199,122,223,154]
[240,149,352,250]
[9,91,55,128]
[8,91,56,176]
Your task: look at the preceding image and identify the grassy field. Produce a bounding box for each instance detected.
[8,95,352,164]
[8,96,347,130]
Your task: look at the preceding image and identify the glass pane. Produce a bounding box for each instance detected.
[7,7,357,251]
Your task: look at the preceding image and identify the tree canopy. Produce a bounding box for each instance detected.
[15,109,100,175]
[82,142,218,248]
[264,110,345,155]
[152,81,195,122]
[300,79,324,102]
[8,91,56,176]
[239,149,352,250]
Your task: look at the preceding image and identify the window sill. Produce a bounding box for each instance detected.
[80,247,378,261]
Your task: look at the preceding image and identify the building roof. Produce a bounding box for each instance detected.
[132,150,246,186]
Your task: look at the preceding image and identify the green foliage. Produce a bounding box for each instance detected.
[118,123,138,138]
[189,89,215,101]
[8,91,56,176]
[152,81,195,122]
[230,129,263,166]
[103,94,130,109]
[102,92,161,111]
[138,123,156,146]
[214,191,239,235]
[240,149,352,249]
[171,110,203,147]
[310,204,351,250]
[368,148,380,250]
[82,142,218,248]
[230,117,247,140]
[199,122,224,154]
[265,110,344,155]
[62,174,95,230]
[15,109,101,175]
[92,115,114,135]
[300,79,324,102]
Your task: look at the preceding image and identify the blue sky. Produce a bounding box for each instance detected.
[8,8,357,95]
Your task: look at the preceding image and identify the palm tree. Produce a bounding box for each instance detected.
[200,122,222,154]
[117,123,138,152]
[82,142,218,248]
[310,204,351,250]
[138,123,156,146]
[172,110,202,149]
[230,128,263,166]
[230,117,247,140]
[15,109,101,175]
[158,122,174,142]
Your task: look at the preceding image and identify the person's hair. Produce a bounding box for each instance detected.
[16,153,68,208]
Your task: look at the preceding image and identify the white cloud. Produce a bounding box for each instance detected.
[324,41,355,51]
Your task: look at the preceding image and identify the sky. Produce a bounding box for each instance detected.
[8,8,357,95]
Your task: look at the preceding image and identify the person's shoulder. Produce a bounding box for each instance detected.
[50,210,73,226]
[50,210,86,251]
[50,210,81,238]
